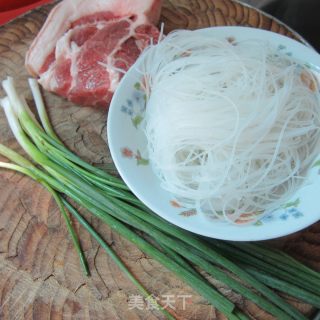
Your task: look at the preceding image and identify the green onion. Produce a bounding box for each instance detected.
[0,159,89,276]
[63,199,176,320]
[209,240,320,295]
[1,76,320,320]
[28,78,60,141]
[0,137,236,318]
[241,265,320,308]
[230,242,320,283]
[0,160,175,320]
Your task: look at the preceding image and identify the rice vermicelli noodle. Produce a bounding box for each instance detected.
[137,30,320,224]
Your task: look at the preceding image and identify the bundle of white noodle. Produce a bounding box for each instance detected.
[137,29,320,224]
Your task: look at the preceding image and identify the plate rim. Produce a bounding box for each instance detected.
[107,26,320,241]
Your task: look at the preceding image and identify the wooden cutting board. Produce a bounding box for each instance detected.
[0,1,319,319]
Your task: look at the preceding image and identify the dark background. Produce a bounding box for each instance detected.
[261,0,320,51]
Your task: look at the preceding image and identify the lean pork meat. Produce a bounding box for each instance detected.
[25,0,162,107]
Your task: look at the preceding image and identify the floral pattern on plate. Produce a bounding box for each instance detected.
[121,147,149,166]
[123,71,309,226]
[170,197,304,227]
[108,27,320,240]
[120,82,146,129]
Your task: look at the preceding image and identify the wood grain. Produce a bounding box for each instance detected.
[0,0,319,319]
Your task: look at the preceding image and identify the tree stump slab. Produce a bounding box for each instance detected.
[0,1,319,319]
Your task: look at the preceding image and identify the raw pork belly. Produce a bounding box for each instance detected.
[25,0,162,107]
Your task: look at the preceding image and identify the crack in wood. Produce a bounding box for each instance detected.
[74,283,86,295]
[6,207,25,258]
[93,245,111,299]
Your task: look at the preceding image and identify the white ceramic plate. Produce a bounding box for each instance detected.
[107,26,320,241]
